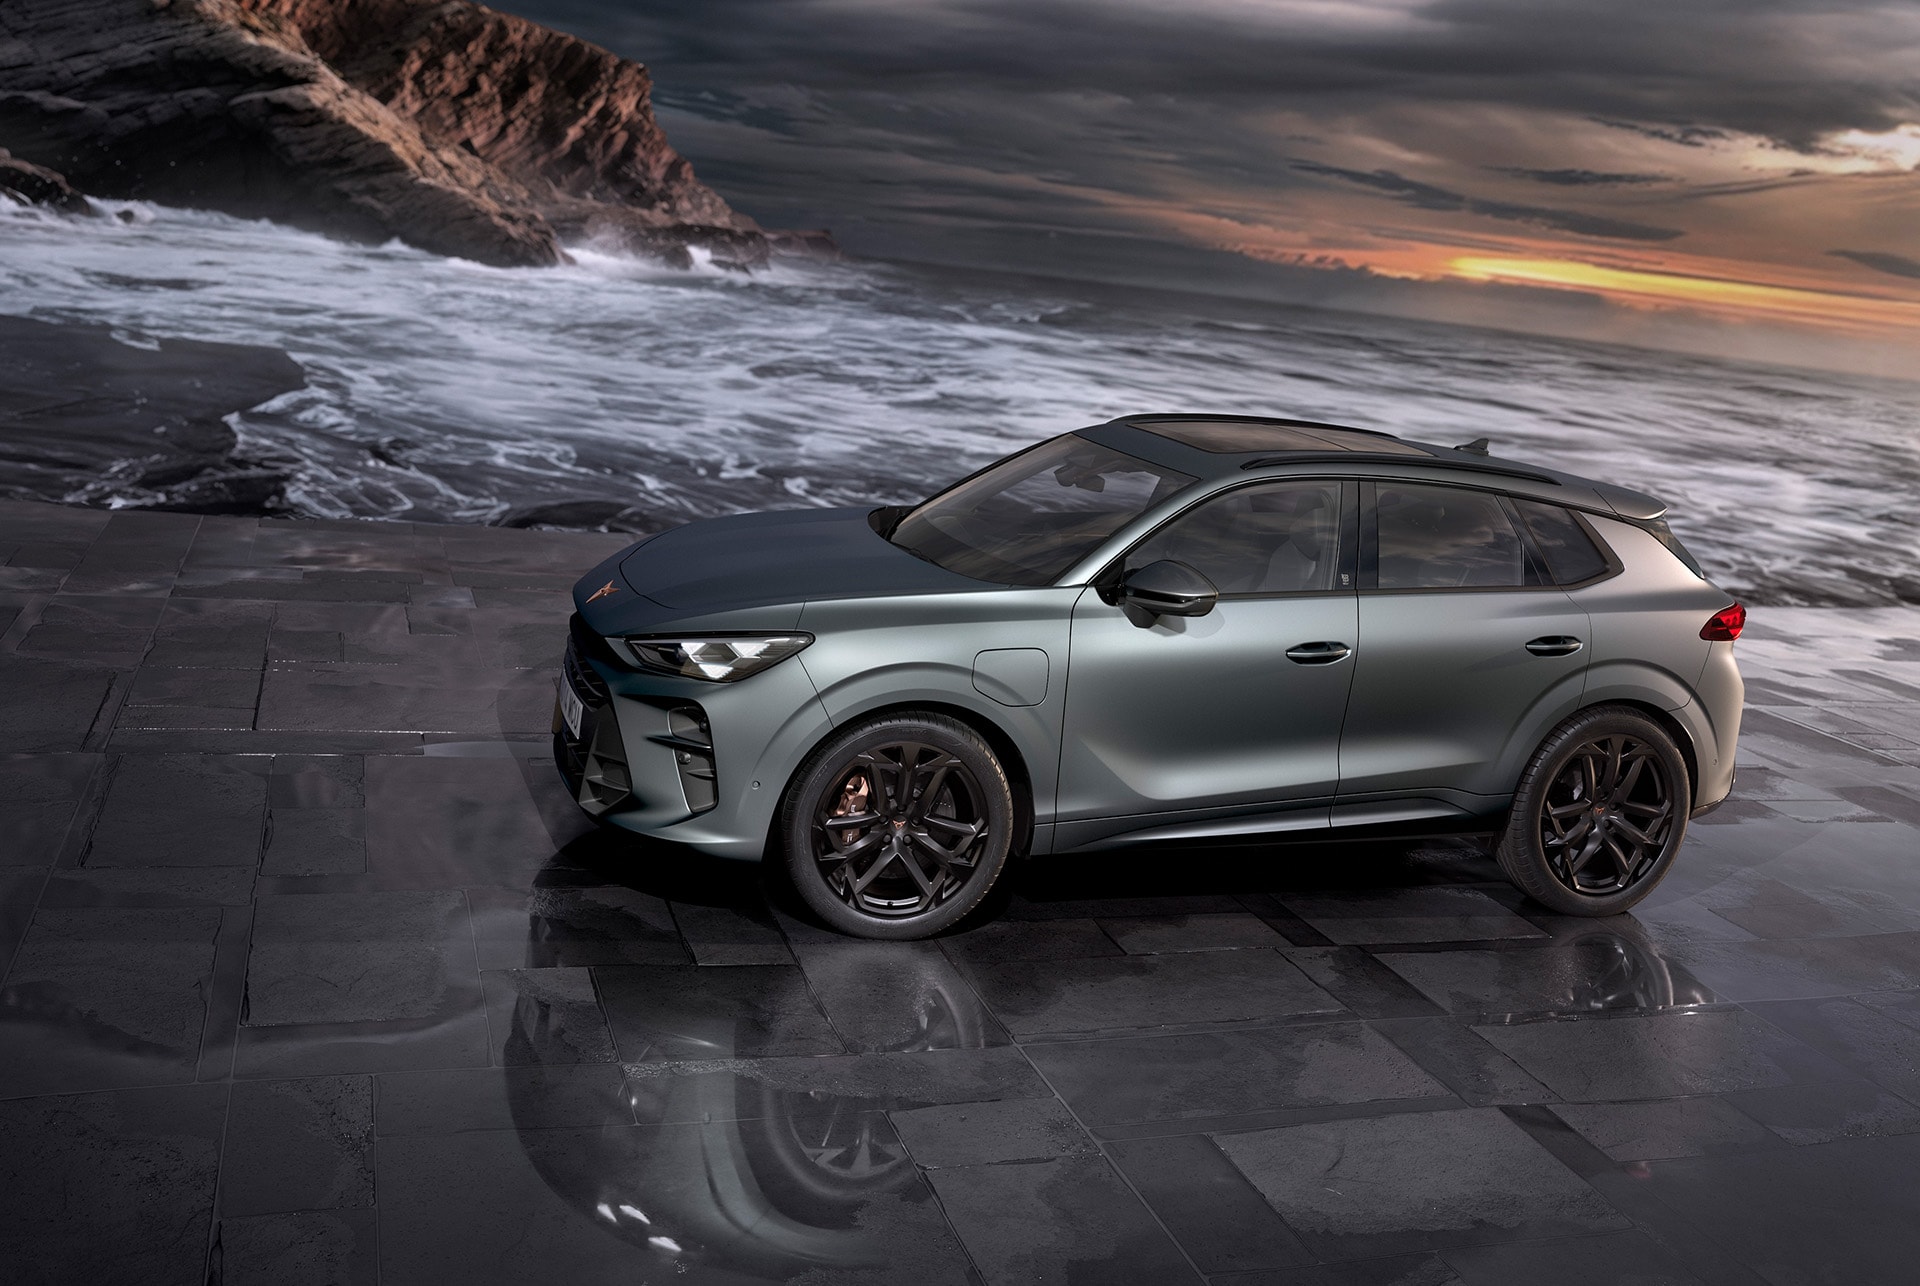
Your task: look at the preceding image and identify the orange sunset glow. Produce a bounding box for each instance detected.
[1445,256,1920,335]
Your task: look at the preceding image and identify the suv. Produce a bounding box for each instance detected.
[556,415,1744,939]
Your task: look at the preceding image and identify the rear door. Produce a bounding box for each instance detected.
[1336,480,1591,813]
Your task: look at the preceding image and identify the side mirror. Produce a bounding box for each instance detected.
[1115,559,1218,624]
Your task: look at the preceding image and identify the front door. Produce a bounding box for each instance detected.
[1337,480,1591,806]
[1056,479,1358,845]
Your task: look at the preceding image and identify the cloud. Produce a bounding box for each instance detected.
[1829,249,1920,279]
[1291,161,1686,241]
[1588,118,1732,148]
[1495,168,1671,186]
[499,0,1920,354]
[517,0,1920,146]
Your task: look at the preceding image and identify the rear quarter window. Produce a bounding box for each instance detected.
[1637,517,1709,579]
[1513,499,1612,585]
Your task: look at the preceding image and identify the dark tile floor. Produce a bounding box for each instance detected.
[4,497,1920,1284]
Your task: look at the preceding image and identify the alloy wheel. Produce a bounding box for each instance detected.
[813,740,990,919]
[1538,733,1677,896]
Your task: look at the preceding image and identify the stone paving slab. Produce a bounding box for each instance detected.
[2,497,1920,1285]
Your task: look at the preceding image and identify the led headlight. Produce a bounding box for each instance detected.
[620,635,812,682]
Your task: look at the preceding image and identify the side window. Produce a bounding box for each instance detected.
[1513,499,1611,585]
[1375,483,1526,589]
[1129,480,1344,595]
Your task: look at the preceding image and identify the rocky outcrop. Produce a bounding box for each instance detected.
[0,0,796,267]
[0,314,305,514]
[0,147,92,214]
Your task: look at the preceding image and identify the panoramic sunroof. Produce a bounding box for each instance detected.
[1134,418,1432,456]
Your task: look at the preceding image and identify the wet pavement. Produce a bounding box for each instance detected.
[3,497,1920,1285]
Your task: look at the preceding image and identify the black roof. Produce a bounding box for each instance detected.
[1092,413,1670,520]
[1118,414,1433,457]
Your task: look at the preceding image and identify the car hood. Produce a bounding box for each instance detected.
[575,507,988,635]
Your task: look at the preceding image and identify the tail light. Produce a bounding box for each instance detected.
[1701,602,1746,641]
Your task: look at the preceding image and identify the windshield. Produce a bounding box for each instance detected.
[889,434,1197,585]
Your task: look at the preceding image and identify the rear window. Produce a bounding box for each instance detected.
[1513,499,1611,585]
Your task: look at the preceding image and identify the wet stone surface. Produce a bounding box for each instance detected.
[3,499,1920,1283]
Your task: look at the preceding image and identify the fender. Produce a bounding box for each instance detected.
[800,660,1061,824]
[795,589,1077,820]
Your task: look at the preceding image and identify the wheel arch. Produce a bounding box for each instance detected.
[1574,697,1701,805]
[774,699,1037,858]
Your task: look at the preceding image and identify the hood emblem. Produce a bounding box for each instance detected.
[585,580,620,604]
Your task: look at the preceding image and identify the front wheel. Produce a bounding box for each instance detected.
[780,713,1015,939]
[1496,706,1690,917]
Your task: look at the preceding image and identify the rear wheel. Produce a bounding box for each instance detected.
[780,713,1015,939]
[1496,706,1690,916]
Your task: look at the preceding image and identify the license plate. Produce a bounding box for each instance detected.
[558,676,585,739]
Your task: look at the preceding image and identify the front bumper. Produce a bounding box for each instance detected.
[554,620,719,818]
[551,616,834,860]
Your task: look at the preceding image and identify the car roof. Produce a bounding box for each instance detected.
[1083,413,1667,521]
[1120,414,1434,457]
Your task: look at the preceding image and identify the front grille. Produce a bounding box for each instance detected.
[556,621,627,815]
[563,636,611,706]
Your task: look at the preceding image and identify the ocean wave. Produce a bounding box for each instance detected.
[1,199,1917,605]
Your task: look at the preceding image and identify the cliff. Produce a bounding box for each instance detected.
[0,0,792,267]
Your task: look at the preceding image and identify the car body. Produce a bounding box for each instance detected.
[554,414,1744,935]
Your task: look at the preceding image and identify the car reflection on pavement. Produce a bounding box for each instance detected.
[501,884,993,1280]
[1478,925,1715,1024]
[486,846,1721,1281]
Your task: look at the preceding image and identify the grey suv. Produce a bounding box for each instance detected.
[555,415,1745,939]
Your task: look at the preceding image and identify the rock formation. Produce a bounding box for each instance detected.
[0,147,92,214]
[0,0,810,268]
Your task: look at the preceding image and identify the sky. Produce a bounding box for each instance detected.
[504,0,1920,372]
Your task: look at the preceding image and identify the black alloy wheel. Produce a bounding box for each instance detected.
[782,713,1015,939]
[1497,706,1690,916]
[1539,734,1676,894]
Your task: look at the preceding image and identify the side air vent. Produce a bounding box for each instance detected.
[576,719,633,814]
[652,705,716,814]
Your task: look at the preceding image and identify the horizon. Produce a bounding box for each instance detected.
[502,0,1920,378]
[858,249,1920,389]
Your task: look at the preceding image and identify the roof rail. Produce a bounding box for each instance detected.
[1240,452,1562,485]
[1115,413,1403,441]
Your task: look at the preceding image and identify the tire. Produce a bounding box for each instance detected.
[1496,705,1691,917]
[780,713,1016,940]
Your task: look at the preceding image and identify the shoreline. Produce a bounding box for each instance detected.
[0,313,305,515]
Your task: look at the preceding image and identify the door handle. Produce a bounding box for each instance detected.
[1525,635,1584,657]
[1285,641,1352,665]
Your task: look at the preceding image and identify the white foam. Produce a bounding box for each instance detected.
[1,200,1916,603]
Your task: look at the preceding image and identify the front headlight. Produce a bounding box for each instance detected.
[619,634,813,682]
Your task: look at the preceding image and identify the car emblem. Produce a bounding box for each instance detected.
[585,581,619,604]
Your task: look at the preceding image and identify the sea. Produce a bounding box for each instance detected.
[3,197,1917,607]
